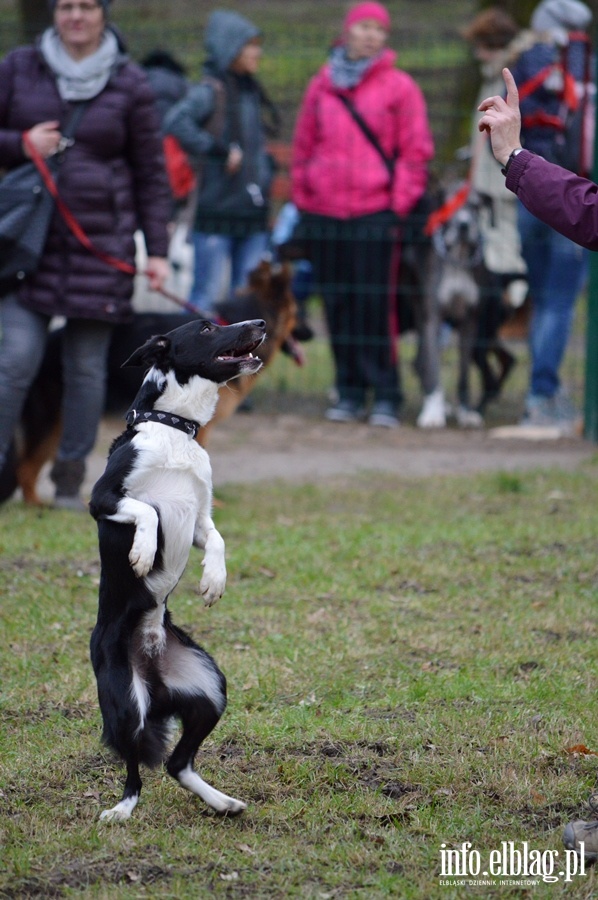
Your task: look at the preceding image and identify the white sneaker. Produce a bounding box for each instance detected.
[417,389,446,428]
[455,405,484,429]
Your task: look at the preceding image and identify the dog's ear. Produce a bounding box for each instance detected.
[270,262,292,291]
[121,335,171,368]
[247,258,270,291]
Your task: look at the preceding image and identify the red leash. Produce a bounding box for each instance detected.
[23,131,201,316]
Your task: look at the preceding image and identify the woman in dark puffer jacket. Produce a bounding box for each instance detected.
[0,0,171,507]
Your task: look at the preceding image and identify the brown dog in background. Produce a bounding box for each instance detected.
[0,259,298,506]
[199,259,301,444]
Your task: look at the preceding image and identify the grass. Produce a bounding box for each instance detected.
[1,460,598,898]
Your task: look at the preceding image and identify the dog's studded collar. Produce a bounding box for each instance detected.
[126,409,200,438]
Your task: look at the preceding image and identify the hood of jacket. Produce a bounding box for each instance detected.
[531,0,592,33]
[204,10,261,74]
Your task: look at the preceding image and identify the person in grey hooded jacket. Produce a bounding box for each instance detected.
[164,10,280,313]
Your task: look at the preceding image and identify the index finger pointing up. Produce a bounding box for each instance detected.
[503,67,519,108]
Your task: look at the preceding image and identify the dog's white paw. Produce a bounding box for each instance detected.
[129,529,157,577]
[99,793,139,822]
[199,568,226,607]
[417,389,447,429]
[217,796,247,816]
[129,544,156,578]
[177,766,246,814]
[99,806,132,822]
[455,405,484,429]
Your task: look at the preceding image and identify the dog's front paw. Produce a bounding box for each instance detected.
[199,565,226,607]
[129,532,157,578]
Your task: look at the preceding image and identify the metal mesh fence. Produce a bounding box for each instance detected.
[0,1,587,427]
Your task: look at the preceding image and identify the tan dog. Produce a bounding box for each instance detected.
[198,259,300,445]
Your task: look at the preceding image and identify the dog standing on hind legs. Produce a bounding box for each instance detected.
[89,317,265,821]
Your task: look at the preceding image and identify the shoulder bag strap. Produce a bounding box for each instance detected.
[61,100,91,140]
[336,92,395,177]
[201,75,227,141]
[51,100,92,162]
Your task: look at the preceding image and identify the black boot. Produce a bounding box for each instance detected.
[50,459,87,510]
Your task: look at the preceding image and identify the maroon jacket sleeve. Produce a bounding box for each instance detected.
[506,149,598,251]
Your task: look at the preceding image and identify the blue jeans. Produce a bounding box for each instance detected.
[188,230,270,314]
[0,294,113,468]
[518,203,588,399]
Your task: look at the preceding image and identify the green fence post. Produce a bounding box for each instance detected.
[584,21,598,442]
[585,251,598,441]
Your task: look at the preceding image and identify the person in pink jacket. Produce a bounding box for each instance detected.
[291,1,434,426]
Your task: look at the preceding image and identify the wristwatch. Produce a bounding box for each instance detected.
[501,148,523,176]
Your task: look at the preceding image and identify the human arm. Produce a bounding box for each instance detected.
[163,80,238,165]
[0,52,26,164]
[22,121,63,159]
[0,50,62,165]
[145,256,169,291]
[478,67,598,251]
[477,67,523,166]
[124,68,171,260]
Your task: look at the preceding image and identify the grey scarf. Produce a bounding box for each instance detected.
[329,45,381,89]
[40,27,119,101]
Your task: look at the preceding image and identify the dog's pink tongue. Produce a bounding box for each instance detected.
[286,336,305,367]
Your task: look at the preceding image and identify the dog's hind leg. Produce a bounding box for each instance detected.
[163,627,246,814]
[100,755,143,822]
[166,697,246,815]
[455,314,484,428]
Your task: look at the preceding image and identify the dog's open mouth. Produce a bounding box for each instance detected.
[216,335,264,364]
[216,335,265,362]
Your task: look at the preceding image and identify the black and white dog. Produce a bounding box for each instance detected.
[89,317,265,821]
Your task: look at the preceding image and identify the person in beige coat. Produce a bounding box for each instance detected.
[464,9,530,288]
[463,8,530,407]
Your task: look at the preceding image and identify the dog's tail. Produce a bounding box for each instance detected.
[94,661,171,769]
[91,620,171,769]
[103,718,171,770]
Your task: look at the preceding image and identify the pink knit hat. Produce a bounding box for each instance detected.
[344,2,391,32]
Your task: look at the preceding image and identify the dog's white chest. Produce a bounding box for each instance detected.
[126,428,212,594]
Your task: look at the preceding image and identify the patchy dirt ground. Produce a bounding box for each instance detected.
[203,413,595,485]
[32,411,596,503]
